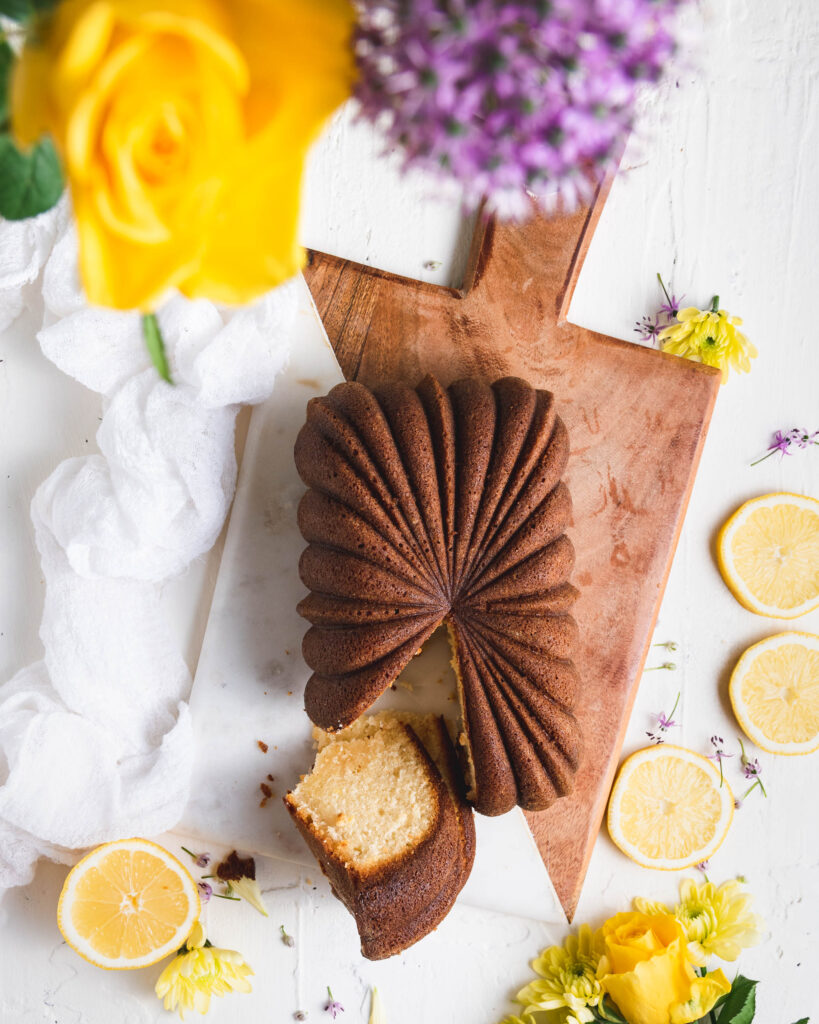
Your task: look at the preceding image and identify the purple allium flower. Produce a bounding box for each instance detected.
[695,860,710,874]
[738,737,767,798]
[742,757,762,779]
[197,881,212,903]
[708,735,733,787]
[635,313,663,343]
[325,988,344,1019]
[659,292,685,317]
[752,427,819,465]
[708,735,732,759]
[646,692,679,743]
[354,0,685,216]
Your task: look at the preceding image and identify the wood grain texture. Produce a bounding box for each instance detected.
[303,186,720,920]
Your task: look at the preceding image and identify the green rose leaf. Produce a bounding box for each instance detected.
[0,0,58,21]
[0,38,12,129]
[714,975,757,1024]
[0,133,63,219]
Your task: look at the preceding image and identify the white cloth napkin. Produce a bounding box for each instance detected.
[0,203,297,888]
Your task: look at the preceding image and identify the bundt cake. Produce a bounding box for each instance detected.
[284,713,475,959]
[294,375,582,816]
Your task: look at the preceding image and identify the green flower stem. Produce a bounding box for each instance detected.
[644,662,676,672]
[141,312,173,384]
[657,271,674,309]
[710,295,720,312]
[212,892,241,901]
[750,449,776,466]
[742,778,767,800]
[667,691,681,720]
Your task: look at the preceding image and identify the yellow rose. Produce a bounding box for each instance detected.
[12,0,355,310]
[597,912,730,1024]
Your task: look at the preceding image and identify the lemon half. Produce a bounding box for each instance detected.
[730,631,819,755]
[717,493,819,618]
[607,745,734,870]
[58,838,200,970]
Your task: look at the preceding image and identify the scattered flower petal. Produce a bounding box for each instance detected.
[368,987,386,1024]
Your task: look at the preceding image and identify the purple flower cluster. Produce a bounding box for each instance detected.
[354,0,684,216]
[751,427,819,466]
[646,691,680,744]
[635,273,685,343]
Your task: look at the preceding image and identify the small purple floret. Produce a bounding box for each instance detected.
[197,881,212,903]
[635,313,663,343]
[659,292,685,317]
[325,989,344,1019]
[708,735,733,762]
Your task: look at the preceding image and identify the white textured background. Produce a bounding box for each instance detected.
[1,1,818,1021]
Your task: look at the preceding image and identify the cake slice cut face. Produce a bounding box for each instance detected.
[294,375,582,816]
[284,715,474,959]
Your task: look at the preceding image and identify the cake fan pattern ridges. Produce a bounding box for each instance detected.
[294,375,582,816]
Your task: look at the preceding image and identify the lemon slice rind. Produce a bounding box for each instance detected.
[607,745,734,871]
[57,838,200,970]
[717,492,819,619]
[730,631,819,756]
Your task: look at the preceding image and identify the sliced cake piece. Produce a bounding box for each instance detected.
[284,714,474,959]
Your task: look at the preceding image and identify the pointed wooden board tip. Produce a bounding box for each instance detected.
[304,188,720,921]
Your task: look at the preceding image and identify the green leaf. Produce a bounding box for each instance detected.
[714,975,757,1024]
[789,1019,809,1024]
[142,313,174,385]
[0,0,58,21]
[0,133,63,219]
[0,39,12,130]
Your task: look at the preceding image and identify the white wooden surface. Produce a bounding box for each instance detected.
[1,2,818,1021]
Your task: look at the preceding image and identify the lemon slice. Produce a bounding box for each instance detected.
[730,631,819,755]
[58,838,200,970]
[717,493,819,618]
[607,746,734,870]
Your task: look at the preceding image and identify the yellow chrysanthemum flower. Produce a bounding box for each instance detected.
[635,879,763,966]
[155,920,253,1019]
[658,298,757,383]
[516,924,604,1022]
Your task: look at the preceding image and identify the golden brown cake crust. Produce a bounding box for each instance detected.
[284,721,473,959]
[294,375,582,816]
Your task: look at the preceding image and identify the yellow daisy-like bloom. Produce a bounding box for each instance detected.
[155,920,253,1019]
[516,924,604,1023]
[636,879,763,966]
[658,299,757,383]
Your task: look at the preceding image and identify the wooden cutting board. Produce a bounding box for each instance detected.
[303,183,721,920]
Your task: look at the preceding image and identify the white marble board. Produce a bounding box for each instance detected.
[179,275,565,924]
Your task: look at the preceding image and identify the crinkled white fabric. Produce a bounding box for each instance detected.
[0,207,298,888]
[0,197,70,331]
